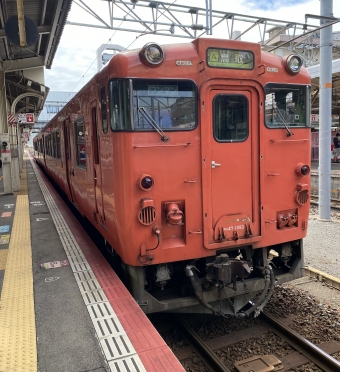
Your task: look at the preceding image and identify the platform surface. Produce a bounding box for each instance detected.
[0,153,184,372]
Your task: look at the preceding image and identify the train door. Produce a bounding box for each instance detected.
[90,101,105,224]
[201,84,261,248]
[63,119,74,203]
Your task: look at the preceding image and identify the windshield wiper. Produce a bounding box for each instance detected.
[138,107,169,142]
[275,108,294,137]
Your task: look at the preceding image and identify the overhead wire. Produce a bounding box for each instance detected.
[123,0,178,51]
[66,0,178,97]
[66,5,133,98]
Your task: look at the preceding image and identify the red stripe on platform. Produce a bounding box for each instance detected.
[32,158,185,372]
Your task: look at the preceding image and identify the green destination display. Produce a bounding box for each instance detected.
[148,85,178,95]
[207,48,254,69]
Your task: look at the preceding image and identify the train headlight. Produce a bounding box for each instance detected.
[140,43,164,66]
[285,55,303,74]
[295,163,310,176]
[137,174,154,191]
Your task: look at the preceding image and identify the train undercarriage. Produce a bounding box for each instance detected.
[120,240,304,317]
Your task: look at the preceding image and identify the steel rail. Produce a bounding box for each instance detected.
[175,315,231,372]
[261,312,340,372]
[310,198,340,211]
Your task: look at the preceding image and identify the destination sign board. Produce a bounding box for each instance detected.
[207,48,254,70]
[148,85,178,96]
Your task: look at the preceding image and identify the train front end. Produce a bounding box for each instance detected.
[106,38,311,316]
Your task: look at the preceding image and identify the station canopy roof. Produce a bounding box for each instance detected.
[308,59,340,116]
[0,0,72,116]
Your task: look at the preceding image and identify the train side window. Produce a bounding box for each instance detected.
[109,80,131,131]
[47,134,52,156]
[75,118,86,169]
[213,94,248,142]
[100,86,108,133]
[45,135,48,155]
[265,84,310,128]
[65,124,71,161]
[53,132,57,158]
[56,131,61,158]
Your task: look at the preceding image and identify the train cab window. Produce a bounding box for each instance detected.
[265,84,311,128]
[100,86,108,133]
[75,118,86,169]
[213,95,248,142]
[133,79,197,131]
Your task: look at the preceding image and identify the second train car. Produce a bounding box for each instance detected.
[34,37,311,317]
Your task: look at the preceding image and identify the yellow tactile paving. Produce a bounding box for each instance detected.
[0,250,8,270]
[0,159,37,372]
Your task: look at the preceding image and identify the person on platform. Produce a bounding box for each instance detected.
[333,132,340,163]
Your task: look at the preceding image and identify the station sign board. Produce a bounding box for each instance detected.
[311,114,319,122]
[17,113,35,124]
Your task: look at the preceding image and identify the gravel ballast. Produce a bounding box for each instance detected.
[306,208,340,278]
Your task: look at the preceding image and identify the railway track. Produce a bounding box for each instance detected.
[153,311,340,372]
[310,197,340,211]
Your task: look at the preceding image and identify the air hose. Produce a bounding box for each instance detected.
[241,265,275,318]
[185,266,225,316]
[185,264,275,318]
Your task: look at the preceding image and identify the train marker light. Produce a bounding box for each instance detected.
[140,43,164,66]
[141,176,153,189]
[285,54,302,74]
[138,174,154,190]
[295,163,310,176]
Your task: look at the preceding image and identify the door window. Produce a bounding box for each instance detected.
[213,94,248,142]
[92,107,99,165]
[75,118,86,169]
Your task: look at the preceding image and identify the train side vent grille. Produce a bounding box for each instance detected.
[296,190,309,205]
[138,206,156,225]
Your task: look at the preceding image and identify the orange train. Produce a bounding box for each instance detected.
[34,38,311,317]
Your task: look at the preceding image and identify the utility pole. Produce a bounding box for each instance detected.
[318,0,333,220]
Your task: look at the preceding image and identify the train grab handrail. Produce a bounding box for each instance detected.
[133,142,192,148]
[270,139,309,143]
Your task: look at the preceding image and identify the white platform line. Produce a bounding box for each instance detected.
[30,156,146,372]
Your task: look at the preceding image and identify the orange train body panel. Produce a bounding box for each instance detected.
[34,38,311,316]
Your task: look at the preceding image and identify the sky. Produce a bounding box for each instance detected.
[44,0,340,92]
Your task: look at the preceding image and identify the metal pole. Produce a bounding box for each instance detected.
[205,0,210,35]
[0,71,13,194]
[318,0,333,220]
[209,0,213,35]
